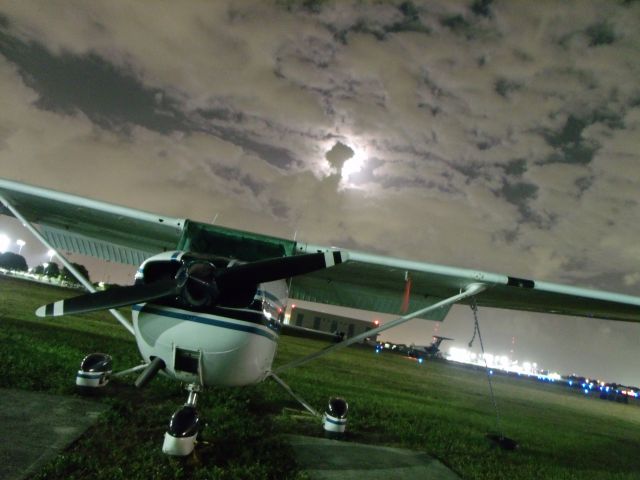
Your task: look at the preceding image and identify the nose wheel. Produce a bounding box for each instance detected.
[162,384,202,456]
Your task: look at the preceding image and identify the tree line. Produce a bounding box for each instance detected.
[0,252,90,283]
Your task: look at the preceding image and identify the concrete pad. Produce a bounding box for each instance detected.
[0,388,109,480]
[286,434,460,480]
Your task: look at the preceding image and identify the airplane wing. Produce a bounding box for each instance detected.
[291,243,640,322]
[0,178,297,265]
[0,178,185,265]
[1,178,638,323]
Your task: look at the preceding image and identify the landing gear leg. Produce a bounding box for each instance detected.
[162,384,202,456]
[269,373,349,438]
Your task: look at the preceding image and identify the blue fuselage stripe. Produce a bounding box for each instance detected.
[325,416,347,425]
[132,304,278,342]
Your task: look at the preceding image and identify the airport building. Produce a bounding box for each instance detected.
[286,306,379,343]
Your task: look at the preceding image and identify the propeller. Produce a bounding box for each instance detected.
[35,250,346,318]
[35,278,178,318]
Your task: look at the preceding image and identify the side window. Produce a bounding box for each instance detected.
[296,313,304,326]
[347,324,354,338]
[330,320,338,332]
[313,317,321,330]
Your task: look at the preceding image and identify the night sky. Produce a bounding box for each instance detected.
[0,1,639,384]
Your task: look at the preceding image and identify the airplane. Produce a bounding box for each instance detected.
[0,177,639,456]
[408,335,454,360]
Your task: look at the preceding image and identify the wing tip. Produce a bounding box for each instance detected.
[324,250,348,268]
[334,250,348,265]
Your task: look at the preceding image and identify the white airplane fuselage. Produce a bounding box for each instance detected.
[131,279,288,387]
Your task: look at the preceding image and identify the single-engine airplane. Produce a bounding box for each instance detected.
[0,178,639,455]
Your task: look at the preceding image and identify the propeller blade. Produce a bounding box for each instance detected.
[35,278,178,318]
[217,251,347,285]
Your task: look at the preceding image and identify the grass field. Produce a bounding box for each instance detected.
[1,275,639,479]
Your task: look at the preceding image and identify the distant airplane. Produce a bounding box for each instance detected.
[408,335,454,360]
[0,177,639,456]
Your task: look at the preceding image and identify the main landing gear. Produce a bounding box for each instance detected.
[270,372,349,440]
[163,384,202,456]
[74,355,349,456]
[75,353,204,457]
[76,353,113,389]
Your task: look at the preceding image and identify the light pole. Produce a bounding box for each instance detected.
[47,249,55,262]
[16,239,25,254]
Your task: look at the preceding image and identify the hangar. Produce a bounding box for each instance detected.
[285,306,379,343]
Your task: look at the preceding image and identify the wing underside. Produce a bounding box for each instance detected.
[0,178,184,264]
[291,246,640,322]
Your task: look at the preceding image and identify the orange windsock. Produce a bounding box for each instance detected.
[401,273,412,313]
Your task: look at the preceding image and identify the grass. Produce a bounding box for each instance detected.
[1,275,639,479]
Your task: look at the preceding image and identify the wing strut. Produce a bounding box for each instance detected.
[274,282,488,375]
[0,194,135,336]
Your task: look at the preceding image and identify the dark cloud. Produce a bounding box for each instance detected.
[540,109,626,166]
[0,28,189,134]
[574,176,594,197]
[502,159,527,177]
[450,161,485,182]
[330,1,431,44]
[268,198,290,220]
[494,77,523,99]
[210,165,264,196]
[470,0,493,18]
[496,180,556,230]
[585,21,617,47]
[325,141,354,170]
[213,125,301,170]
[499,180,538,214]
[0,21,302,170]
[540,115,600,165]
[380,175,455,193]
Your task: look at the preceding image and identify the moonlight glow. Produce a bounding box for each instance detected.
[0,233,10,253]
[340,141,368,188]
